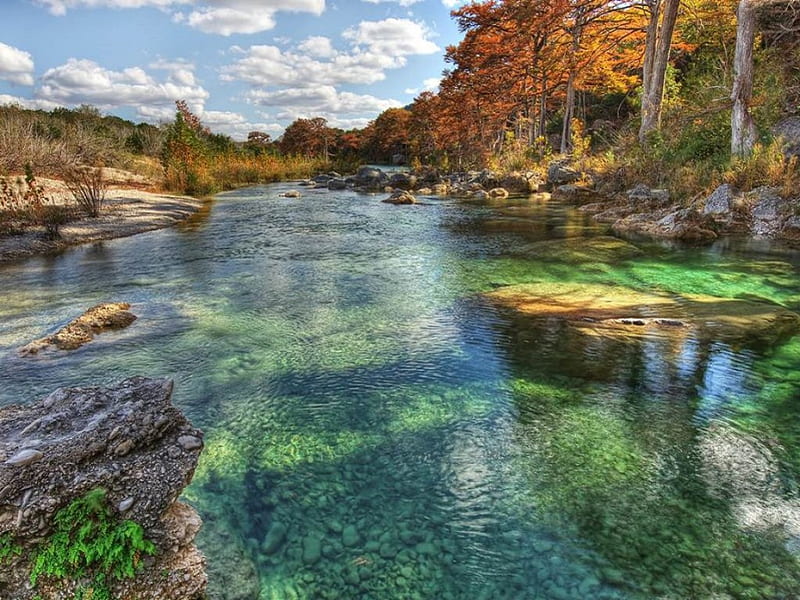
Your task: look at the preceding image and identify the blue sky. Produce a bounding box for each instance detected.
[0,0,467,139]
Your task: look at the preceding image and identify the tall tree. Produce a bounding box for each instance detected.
[731,0,759,156]
[638,0,681,144]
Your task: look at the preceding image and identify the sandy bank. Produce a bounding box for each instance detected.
[0,186,204,263]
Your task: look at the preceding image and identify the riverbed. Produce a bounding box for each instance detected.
[1,182,799,599]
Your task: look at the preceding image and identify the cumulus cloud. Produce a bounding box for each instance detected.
[222,19,438,88]
[36,58,208,119]
[246,86,401,128]
[343,18,438,57]
[36,0,325,35]
[0,43,35,86]
[362,0,421,6]
[198,110,283,140]
[0,94,61,111]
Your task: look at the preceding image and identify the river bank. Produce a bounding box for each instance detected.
[0,181,203,264]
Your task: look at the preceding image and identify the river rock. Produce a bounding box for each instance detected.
[262,522,288,554]
[327,178,347,190]
[282,190,301,198]
[382,190,417,205]
[302,534,322,564]
[547,161,581,185]
[0,377,206,599]
[20,302,137,355]
[702,183,737,218]
[748,186,792,237]
[489,188,510,199]
[342,525,359,547]
[773,116,800,158]
[612,208,718,243]
[355,166,388,191]
[517,236,642,264]
[389,173,417,190]
[485,281,800,347]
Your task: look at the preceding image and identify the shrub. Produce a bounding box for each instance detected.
[0,165,74,238]
[64,166,107,217]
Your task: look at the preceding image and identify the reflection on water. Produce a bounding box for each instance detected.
[1,182,799,599]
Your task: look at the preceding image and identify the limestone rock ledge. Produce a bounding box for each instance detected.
[0,377,207,599]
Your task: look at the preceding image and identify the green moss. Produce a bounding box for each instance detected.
[29,488,157,600]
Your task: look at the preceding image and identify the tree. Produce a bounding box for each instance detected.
[731,0,758,156]
[638,0,681,144]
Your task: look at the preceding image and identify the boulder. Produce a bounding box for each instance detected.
[489,188,510,199]
[20,303,137,355]
[500,171,541,194]
[612,208,718,243]
[547,161,581,185]
[382,190,417,205]
[0,378,206,600]
[416,187,433,195]
[355,166,387,191]
[626,184,670,205]
[312,174,332,185]
[297,180,316,187]
[282,190,301,198]
[553,184,596,202]
[773,116,800,158]
[485,281,800,347]
[327,178,347,190]
[702,184,737,218]
[389,173,418,190]
[431,183,449,195]
[748,186,791,237]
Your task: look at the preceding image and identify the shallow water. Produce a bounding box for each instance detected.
[2,184,800,599]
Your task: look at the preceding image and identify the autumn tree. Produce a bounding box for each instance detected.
[279,117,336,158]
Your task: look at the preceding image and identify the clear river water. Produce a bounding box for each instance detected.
[2,182,800,599]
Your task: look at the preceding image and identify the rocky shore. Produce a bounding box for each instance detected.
[0,378,207,599]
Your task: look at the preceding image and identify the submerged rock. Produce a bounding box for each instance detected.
[20,302,137,355]
[517,236,642,263]
[485,281,800,347]
[0,377,206,599]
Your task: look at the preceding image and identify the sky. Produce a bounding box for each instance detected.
[0,0,468,139]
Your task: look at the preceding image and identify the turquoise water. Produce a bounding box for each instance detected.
[1,183,800,599]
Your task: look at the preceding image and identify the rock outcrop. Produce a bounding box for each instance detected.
[20,302,137,355]
[0,378,206,600]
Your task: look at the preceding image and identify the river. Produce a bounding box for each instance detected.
[1,182,799,599]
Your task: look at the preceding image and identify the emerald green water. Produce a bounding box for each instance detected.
[1,184,800,599]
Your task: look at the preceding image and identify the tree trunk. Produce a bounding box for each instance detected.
[561,70,577,154]
[638,0,680,144]
[731,0,758,157]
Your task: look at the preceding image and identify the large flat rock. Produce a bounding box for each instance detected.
[486,282,800,346]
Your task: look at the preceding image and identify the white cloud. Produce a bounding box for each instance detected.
[36,0,325,35]
[221,44,401,87]
[246,86,401,128]
[297,36,335,59]
[404,77,440,95]
[0,94,61,111]
[0,43,35,86]
[222,18,438,88]
[362,0,421,6]
[198,110,283,140]
[36,58,208,119]
[343,18,439,57]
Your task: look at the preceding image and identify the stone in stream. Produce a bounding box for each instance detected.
[379,543,397,559]
[303,534,322,564]
[20,302,137,355]
[342,524,360,547]
[262,522,288,554]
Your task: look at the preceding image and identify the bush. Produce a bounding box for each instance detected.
[64,166,107,217]
[0,165,74,238]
